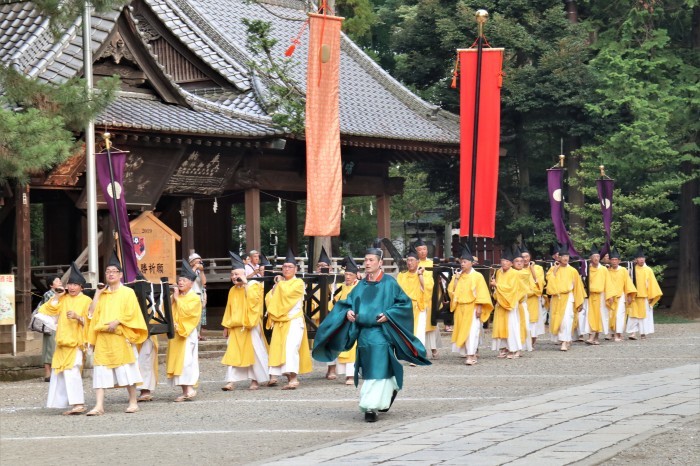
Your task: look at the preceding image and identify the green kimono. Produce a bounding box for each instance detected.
[312,273,430,390]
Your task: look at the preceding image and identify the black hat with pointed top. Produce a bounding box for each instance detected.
[558,244,571,256]
[413,237,426,247]
[520,240,529,254]
[589,243,600,256]
[501,248,515,262]
[460,244,475,262]
[259,252,272,267]
[229,251,246,270]
[633,245,645,259]
[318,246,331,265]
[107,250,122,271]
[343,256,359,274]
[67,262,87,286]
[610,246,621,260]
[283,248,297,265]
[180,257,198,281]
[406,249,419,259]
[366,238,383,259]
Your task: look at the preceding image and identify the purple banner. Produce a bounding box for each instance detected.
[96,150,140,282]
[547,168,579,257]
[596,179,614,257]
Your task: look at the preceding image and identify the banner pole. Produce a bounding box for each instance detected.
[467,10,489,252]
[103,133,128,282]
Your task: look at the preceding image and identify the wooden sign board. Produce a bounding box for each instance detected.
[130,212,181,284]
[0,275,16,326]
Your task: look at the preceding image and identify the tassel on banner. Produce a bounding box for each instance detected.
[285,20,309,57]
[450,54,460,89]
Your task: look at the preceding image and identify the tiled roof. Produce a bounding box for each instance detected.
[1,0,459,145]
[98,92,280,137]
[164,0,459,144]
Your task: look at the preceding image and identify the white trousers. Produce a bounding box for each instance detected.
[93,345,143,388]
[328,360,356,376]
[578,299,590,336]
[600,293,610,335]
[451,313,482,356]
[269,315,304,376]
[492,308,523,352]
[551,293,575,343]
[627,299,655,335]
[47,350,84,408]
[225,325,269,383]
[169,329,199,386]
[415,311,427,345]
[359,377,398,412]
[536,298,547,336]
[138,338,157,391]
[614,297,627,334]
[521,302,533,352]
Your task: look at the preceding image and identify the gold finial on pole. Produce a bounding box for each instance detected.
[103,132,112,150]
[559,154,565,168]
[475,9,489,38]
[599,165,605,177]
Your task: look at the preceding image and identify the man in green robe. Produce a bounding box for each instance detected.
[313,247,430,422]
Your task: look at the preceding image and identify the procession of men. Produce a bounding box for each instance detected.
[34,237,663,423]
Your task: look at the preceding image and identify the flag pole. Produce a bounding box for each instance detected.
[83,2,99,287]
[103,132,128,282]
[467,10,488,252]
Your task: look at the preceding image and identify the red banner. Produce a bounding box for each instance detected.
[458,48,503,238]
[304,13,344,237]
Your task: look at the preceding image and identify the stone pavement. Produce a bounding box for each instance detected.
[262,364,700,465]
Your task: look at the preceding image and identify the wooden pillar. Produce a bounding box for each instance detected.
[180,197,194,258]
[245,188,261,251]
[15,183,31,341]
[285,200,298,255]
[376,194,391,239]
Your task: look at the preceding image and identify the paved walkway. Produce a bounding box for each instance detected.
[263,364,700,465]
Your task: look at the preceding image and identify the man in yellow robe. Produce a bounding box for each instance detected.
[626,247,662,340]
[584,245,612,345]
[166,260,202,402]
[397,250,427,347]
[221,252,269,391]
[414,239,441,356]
[520,247,546,346]
[448,246,493,365]
[266,249,313,389]
[86,254,148,415]
[40,262,91,415]
[512,254,534,353]
[546,247,585,351]
[606,247,636,342]
[490,249,523,359]
[324,256,360,384]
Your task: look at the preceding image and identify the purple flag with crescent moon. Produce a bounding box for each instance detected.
[596,178,614,256]
[96,150,140,282]
[547,168,579,257]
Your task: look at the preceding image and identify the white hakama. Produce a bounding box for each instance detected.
[600,293,610,336]
[47,350,84,408]
[93,345,143,388]
[269,306,305,376]
[492,307,523,352]
[551,293,575,343]
[521,301,533,352]
[138,338,157,391]
[424,328,442,352]
[626,299,655,335]
[614,297,627,334]
[169,328,199,386]
[537,298,548,336]
[414,310,427,345]
[531,297,546,337]
[451,312,482,356]
[359,377,399,412]
[577,298,591,337]
[225,325,269,383]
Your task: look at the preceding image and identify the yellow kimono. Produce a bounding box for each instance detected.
[265,278,313,374]
[331,282,358,364]
[448,270,493,348]
[525,264,545,323]
[628,265,662,318]
[587,264,612,332]
[546,265,585,336]
[607,267,637,332]
[39,293,91,373]
[492,269,520,340]
[88,285,148,369]
[418,258,437,332]
[221,281,266,367]
[397,271,425,334]
[166,290,202,378]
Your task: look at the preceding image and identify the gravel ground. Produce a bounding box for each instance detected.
[0,322,698,465]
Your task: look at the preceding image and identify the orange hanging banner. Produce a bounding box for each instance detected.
[304,13,344,237]
[458,48,504,239]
